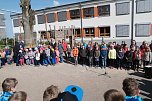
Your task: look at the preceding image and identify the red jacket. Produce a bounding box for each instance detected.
[62,42,67,52]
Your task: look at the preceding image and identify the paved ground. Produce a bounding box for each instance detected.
[0,63,152,101]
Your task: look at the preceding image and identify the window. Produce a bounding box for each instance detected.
[83,7,94,18]
[116,25,129,37]
[0,14,5,26]
[58,11,67,22]
[70,9,80,19]
[13,19,21,27]
[47,13,55,23]
[116,2,130,15]
[136,0,152,13]
[99,27,110,37]
[41,31,47,39]
[85,28,95,37]
[135,24,150,37]
[75,29,80,37]
[37,15,45,24]
[0,28,6,38]
[98,5,110,16]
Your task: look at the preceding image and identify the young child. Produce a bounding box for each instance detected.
[18,50,24,66]
[24,49,30,65]
[8,91,29,101]
[43,85,60,101]
[55,47,60,64]
[0,78,18,101]
[73,46,79,65]
[104,89,125,101]
[35,50,40,66]
[122,78,143,101]
[51,48,56,65]
[94,47,100,67]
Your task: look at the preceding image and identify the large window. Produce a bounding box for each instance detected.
[135,24,150,37]
[136,0,152,13]
[83,7,94,18]
[75,29,80,37]
[58,11,67,22]
[99,27,110,37]
[98,5,110,16]
[47,13,55,23]
[0,28,6,38]
[0,14,5,26]
[116,25,129,37]
[13,19,21,27]
[37,15,45,24]
[116,2,130,15]
[85,28,95,37]
[70,9,80,19]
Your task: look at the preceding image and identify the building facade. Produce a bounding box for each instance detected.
[11,0,152,45]
[0,13,6,39]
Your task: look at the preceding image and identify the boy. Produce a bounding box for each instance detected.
[43,85,60,101]
[0,78,18,101]
[8,91,28,101]
[122,78,143,101]
[104,89,125,101]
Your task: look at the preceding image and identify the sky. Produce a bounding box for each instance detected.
[0,0,86,38]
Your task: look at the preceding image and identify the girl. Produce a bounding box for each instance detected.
[94,47,100,67]
[18,50,24,66]
[55,47,59,64]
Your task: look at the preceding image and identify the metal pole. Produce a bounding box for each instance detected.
[131,0,134,44]
[80,3,83,43]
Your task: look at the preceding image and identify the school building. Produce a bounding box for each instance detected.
[11,0,152,45]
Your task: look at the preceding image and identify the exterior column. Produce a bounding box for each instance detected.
[95,27,99,37]
[94,6,98,17]
[67,10,71,20]
[55,12,58,22]
[151,24,152,35]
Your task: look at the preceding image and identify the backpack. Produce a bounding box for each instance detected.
[0,92,13,101]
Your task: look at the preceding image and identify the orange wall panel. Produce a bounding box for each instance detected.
[55,13,58,22]
[95,27,99,37]
[67,10,71,20]
[94,6,98,17]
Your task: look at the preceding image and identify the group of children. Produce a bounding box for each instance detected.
[0,77,143,101]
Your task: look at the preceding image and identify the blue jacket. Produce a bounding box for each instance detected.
[0,92,13,101]
[100,50,108,58]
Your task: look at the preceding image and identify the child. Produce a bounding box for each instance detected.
[104,89,125,101]
[43,85,60,101]
[35,50,40,66]
[73,46,79,66]
[94,47,100,67]
[24,49,30,65]
[67,44,71,61]
[8,91,29,101]
[122,78,143,101]
[100,43,108,69]
[108,45,116,68]
[18,50,24,66]
[0,78,18,101]
[133,47,141,71]
[117,47,124,70]
[55,47,60,64]
[51,48,56,65]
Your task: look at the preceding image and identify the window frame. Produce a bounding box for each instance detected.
[37,14,46,24]
[83,7,94,18]
[116,2,130,16]
[70,9,80,19]
[136,0,152,14]
[57,11,67,22]
[47,13,55,23]
[98,5,110,16]
[116,25,130,37]
[85,28,95,37]
[99,26,110,37]
[135,23,151,37]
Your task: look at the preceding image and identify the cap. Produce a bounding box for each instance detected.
[64,85,83,101]
[58,92,78,101]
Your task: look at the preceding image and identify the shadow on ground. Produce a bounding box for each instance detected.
[128,72,152,101]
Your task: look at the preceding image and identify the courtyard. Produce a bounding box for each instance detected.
[0,63,152,101]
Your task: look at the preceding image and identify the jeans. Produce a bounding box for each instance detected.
[47,56,52,65]
[60,53,63,63]
[52,58,56,65]
[74,56,78,65]
[88,57,93,66]
[101,58,107,68]
[43,59,48,65]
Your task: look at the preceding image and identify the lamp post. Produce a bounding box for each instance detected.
[131,0,135,44]
[79,3,83,43]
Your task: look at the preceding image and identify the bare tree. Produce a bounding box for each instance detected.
[20,0,35,46]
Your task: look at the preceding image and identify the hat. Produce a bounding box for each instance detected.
[64,85,83,101]
[58,92,78,101]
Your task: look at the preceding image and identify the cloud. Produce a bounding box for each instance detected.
[53,0,60,6]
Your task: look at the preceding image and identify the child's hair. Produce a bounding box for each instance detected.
[43,85,60,101]
[104,89,125,101]
[122,78,139,96]
[8,91,27,101]
[2,78,18,92]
